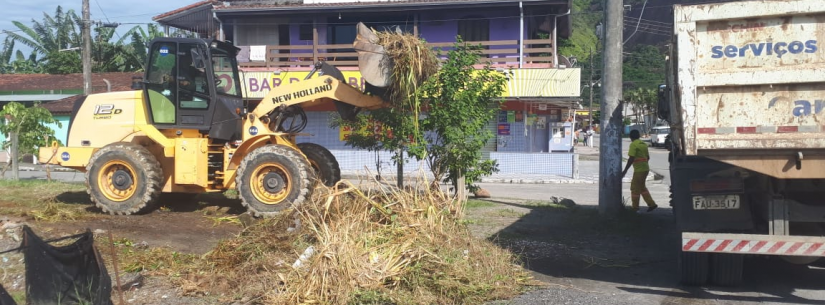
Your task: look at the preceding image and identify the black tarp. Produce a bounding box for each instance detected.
[0,283,17,305]
[22,226,112,305]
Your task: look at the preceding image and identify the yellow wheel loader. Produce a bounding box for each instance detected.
[40,29,391,217]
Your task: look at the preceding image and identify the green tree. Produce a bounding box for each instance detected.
[0,102,61,180]
[43,49,81,74]
[623,87,657,133]
[341,41,507,194]
[2,51,43,74]
[2,35,43,73]
[0,37,13,69]
[557,0,602,61]
[121,24,166,71]
[418,44,507,192]
[4,6,81,60]
[623,44,665,90]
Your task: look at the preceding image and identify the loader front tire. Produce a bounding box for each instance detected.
[86,143,163,215]
[236,145,314,217]
[297,142,340,187]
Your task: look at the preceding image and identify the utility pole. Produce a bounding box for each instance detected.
[598,0,624,214]
[82,0,92,95]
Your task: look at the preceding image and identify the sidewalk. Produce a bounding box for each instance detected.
[0,162,77,172]
[5,137,662,185]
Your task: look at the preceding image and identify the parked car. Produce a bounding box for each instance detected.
[650,126,670,148]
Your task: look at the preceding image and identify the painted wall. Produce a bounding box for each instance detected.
[44,115,70,146]
[418,9,527,43]
[278,8,531,47]
[298,110,575,177]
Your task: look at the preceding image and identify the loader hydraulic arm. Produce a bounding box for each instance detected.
[251,75,387,119]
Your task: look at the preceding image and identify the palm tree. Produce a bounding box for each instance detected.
[1,36,42,74]
[116,24,195,71]
[119,23,165,71]
[4,6,81,61]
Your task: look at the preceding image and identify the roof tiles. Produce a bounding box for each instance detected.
[0,72,141,114]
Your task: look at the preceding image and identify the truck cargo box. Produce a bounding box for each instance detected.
[673,0,825,178]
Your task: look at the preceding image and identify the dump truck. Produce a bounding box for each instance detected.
[39,24,392,218]
[660,0,825,286]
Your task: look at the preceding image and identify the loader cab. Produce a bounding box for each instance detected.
[143,38,244,141]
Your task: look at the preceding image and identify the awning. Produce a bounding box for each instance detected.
[153,1,218,36]
[236,68,581,104]
[505,68,580,97]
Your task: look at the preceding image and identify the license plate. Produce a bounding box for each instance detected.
[692,195,740,210]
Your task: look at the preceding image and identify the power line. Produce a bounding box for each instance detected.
[624,16,671,27]
[92,0,123,42]
[624,0,649,44]
[94,0,110,22]
[623,19,671,31]
[624,22,671,34]
[622,21,671,36]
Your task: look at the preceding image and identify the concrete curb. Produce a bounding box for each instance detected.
[17,166,78,172]
[479,178,598,184]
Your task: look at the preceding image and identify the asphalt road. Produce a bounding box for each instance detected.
[644,142,671,186]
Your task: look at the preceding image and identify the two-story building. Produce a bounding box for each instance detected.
[153,0,582,177]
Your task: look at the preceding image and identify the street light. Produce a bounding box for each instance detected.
[586,80,601,128]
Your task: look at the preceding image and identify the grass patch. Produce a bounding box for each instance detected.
[9,291,24,304]
[0,179,90,221]
[498,208,526,218]
[465,199,495,209]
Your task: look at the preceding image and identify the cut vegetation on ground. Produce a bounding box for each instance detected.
[0,179,534,304]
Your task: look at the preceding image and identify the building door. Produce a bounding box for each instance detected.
[527,115,549,152]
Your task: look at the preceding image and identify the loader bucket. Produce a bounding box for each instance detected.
[354,22,392,89]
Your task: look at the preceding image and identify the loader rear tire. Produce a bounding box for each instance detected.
[86,143,162,215]
[297,143,340,187]
[236,145,314,218]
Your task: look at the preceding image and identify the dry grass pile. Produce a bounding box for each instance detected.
[373,30,439,107]
[171,181,531,304]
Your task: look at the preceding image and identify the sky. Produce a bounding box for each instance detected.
[3,0,196,53]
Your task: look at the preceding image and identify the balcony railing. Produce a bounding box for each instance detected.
[238,39,554,69]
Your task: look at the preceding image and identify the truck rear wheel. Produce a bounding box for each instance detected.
[236,145,314,217]
[86,143,163,215]
[709,253,744,286]
[297,143,340,187]
[678,251,709,285]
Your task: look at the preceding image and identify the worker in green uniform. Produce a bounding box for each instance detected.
[622,129,658,212]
